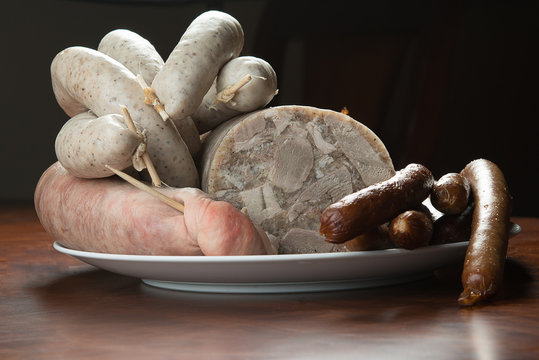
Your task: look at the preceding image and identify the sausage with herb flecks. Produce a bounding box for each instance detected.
[51,46,198,188]
[97,28,164,86]
[55,111,143,178]
[151,10,243,153]
[98,29,201,157]
[192,56,278,133]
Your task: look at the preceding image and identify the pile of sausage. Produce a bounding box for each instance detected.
[38,10,279,256]
[51,10,277,187]
[319,159,513,305]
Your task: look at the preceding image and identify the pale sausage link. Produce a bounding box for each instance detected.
[98,29,201,158]
[192,56,278,134]
[51,46,199,188]
[97,29,164,86]
[55,112,142,178]
[151,10,244,121]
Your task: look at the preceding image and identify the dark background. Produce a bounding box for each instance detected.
[1,0,537,216]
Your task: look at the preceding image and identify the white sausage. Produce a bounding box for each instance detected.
[97,29,202,158]
[151,10,244,120]
[191,81,239,134]
[216,56,277,112]
[170,115,202,159]
[51,46,199,188]
[97,29,164,86]
[191,56,278,134]
[55,112,142,178]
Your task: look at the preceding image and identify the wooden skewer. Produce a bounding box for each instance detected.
[120,105,139,133]
[106,165,184,213]
[120,105,162,187]
[142,154,160,187]
[215,74,252,104]
[136,74,170,122]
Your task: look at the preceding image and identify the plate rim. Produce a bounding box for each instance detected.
[52,222,520,262]
[53,240,469,263]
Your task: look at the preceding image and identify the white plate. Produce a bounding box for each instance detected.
[53,223,521,294]
[53,241,464,294]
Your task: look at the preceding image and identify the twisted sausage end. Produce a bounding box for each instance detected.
[319,206,351,243]
[457,285,492,306]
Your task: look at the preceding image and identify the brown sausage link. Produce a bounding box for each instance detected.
[431,204,473,245]
[431,173,471,215]
[388,210,433,250]
[343,224,393,251]
[458,159,512,306]
[319,163,434,243]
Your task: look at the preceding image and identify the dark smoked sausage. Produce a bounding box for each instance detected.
[388,210,433,250]
[431,204,473,245]
[343,224,393,251]
[431,173,471,215]
[319,163,434,243]
[458,159,512,306]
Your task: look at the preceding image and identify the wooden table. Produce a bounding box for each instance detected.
[2,202,539,359]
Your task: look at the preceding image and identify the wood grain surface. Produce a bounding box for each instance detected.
[1,203,538,359]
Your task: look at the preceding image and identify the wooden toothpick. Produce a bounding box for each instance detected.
[136,74,170,122]
[215,74,252,104]
[106,165,184,213]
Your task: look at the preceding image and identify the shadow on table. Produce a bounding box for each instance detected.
[31,256,533,323]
